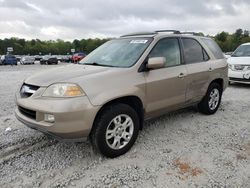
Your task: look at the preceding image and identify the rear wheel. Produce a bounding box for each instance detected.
[91,103,140,158]
[198,82,222,115]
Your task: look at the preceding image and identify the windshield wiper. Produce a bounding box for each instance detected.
[84,62,115,67]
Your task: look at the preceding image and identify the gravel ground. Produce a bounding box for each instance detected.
[0,63,250,188]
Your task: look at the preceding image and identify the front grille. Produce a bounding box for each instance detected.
[20,83,40,98]
[229,77,250,82]
[18,106,36,120]
[234,65,245,71]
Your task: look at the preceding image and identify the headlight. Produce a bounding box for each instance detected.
[42,83,85,97]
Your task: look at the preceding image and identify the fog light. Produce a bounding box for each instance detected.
[44,114,55,123]
[243,72,250,79]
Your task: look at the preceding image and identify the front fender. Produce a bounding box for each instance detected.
[88,85,146,107]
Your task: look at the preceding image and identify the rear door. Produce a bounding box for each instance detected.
[181,37,211,103]
[145,37,188,117]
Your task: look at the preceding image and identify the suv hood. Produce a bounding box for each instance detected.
[24,64,110,87]
[227,57,250,65]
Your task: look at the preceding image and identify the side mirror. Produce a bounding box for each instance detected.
[147,57,166,70]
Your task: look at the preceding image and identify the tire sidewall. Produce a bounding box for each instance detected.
[206,83,222,114]
[93,104,140,158]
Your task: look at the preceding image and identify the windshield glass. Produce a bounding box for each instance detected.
[79,38,152,67]
[232,45,250,57]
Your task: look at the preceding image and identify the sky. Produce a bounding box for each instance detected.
[0,0,250,40]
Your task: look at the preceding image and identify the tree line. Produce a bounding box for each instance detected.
[213,29,250,52]
[0,38,109,55]
[0,28,249,55]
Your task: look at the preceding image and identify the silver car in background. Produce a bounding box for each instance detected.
[20,56,35,65]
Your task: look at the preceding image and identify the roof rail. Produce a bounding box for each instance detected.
[155,30,181,34]
[181,32,202,36]
[120,30,203,37]
[120,32,157,37]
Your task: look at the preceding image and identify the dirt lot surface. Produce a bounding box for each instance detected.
[0,63,250,188]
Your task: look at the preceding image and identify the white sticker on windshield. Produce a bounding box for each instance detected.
[130,40,148,44]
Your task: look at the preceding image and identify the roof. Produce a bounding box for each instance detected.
[241,42,250,46]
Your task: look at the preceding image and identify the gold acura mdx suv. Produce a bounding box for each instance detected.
[15,30,228,158]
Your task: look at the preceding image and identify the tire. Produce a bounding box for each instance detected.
[91,103,140,158]
[198,82,222,115]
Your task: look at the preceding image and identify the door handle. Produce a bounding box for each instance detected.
[209,67,213,72]
[178,73,185,78]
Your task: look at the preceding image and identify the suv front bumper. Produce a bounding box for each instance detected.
[15,93,100,141]
[229,69,250,84]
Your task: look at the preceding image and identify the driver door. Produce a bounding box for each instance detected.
[144,37,188,117]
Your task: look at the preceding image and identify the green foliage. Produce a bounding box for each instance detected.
[0,38,109,55]
[1,29,250,54]
[214,29,250,52]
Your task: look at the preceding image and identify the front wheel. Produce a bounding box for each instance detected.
[198,82,222,115]
[91,104,140,158]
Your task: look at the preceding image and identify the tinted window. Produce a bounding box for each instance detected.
[182,38,207,64]
[202,38,224,59]
[149,38,181,67]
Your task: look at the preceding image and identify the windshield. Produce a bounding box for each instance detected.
[79,38,152,67]
[232,45,250,57]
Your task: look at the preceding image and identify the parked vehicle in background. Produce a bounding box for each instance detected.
[0,54,17,65]
[60,55,71,63]
[15,55,22,62]
[228,43,250,84]
[71,52,86,63]
[224,52,233,59]
[40,55,58,65]
[15,30,228,158]
[20,56,35,65]
[35,55,42,61]
[65,55,72,63]
[56,55,63,62]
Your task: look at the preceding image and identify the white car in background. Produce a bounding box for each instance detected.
[20,56,35,65]
[228,43,250,84]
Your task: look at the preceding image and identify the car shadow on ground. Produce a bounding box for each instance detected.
[229,83,250,88]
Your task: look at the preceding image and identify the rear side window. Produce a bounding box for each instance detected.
[182,38,209,64]
[202,38,224,59]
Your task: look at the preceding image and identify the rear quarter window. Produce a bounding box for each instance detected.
[201,38,224,59]
[182,38,209,64]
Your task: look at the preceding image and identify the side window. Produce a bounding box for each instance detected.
[149,38,181,67]
[201,38,224,59]
[182,38,209,64]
